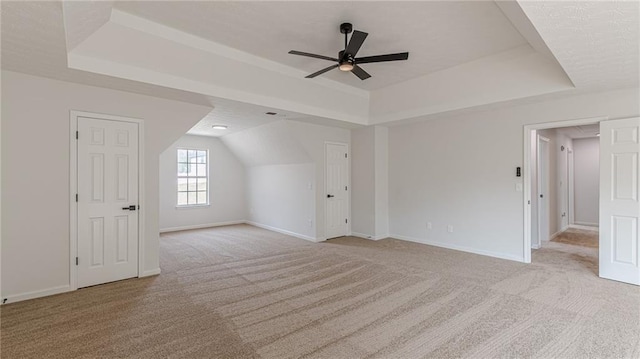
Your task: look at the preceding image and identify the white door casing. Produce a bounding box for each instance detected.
[568,146,575,226]
[77,116,140,288]
[599,117,640,285]
[325,142,349,239]
[537,135,550,244]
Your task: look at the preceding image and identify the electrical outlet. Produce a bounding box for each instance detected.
[308,219,313,228]
[427,222,432,230]
[447,225,454,233]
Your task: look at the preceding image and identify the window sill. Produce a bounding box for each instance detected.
[175,204,211,210]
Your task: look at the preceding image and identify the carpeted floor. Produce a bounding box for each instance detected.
[1,224,638,358]
[551,227,599,248]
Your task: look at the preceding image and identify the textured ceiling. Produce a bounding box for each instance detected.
[187,98,310,137]
[557,124,600,139]
[0,1,213,107]
[2,1,638,134]
[61,1,113,51]
[519,1,639,90]
[114,1,527,90]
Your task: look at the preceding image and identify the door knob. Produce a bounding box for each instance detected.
[327,194,334,198]
[540,194,544,198]
[122,205,137,211]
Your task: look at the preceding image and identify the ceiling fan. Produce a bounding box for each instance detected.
[288,23,409,80]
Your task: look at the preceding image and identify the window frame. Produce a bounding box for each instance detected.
[176,147,210,207]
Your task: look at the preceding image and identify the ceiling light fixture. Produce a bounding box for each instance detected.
[596,133,600,137]
[288,22,409,80]
[212,125,228,130]
[339,62,354,72]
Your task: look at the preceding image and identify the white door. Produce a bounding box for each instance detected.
[325,143,349,239]
[77,117,139,288]
[537,135,550,243]
[599,117,640,285]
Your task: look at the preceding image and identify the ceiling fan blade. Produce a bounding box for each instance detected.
[306,64,339,78]
[351,65,371,80]
[289,50,337,62]
[356,52,409,64]
[344,30,368,58]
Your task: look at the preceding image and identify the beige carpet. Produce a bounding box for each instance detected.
[1,224,639,358]
[551,227,599,248]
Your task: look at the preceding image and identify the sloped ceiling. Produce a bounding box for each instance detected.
[220,120,313,167]
[2,1,638,133]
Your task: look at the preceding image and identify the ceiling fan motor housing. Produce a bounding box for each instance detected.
[338,50,355,66]
[340,22,353,34]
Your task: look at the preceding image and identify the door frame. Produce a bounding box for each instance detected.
[536,135,550,247]
[567,145,575,226]
[69,110,145,291]
[324,141,350,240]
[523,116,606,263]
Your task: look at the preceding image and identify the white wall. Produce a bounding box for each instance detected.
[246,164,316,240]
[351,127,376,237]
[388,87,639,262]
[572,137,600,226]
[1,71,211,301]
[350,126,389,240]
[224,120,350,240]
[374,127,389,238]
[159,135,245,232]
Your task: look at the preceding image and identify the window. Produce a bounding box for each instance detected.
[177,148,208,206]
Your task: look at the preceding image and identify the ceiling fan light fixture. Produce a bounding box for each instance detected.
[288,22,408,80]
[212,125,228,130]
[339,63,354,72]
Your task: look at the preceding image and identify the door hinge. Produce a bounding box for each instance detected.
[75,194,78,202]
[345,186,348,191]
[75,257,78,266]
[76,131,79,140]
[345,153,348,158]
[345,218,348,224]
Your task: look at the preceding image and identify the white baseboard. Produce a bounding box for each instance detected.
[351,232,374,240]
[389,233,525,263]
[246,221,321,242]
[159,220,245,233]
[570,224,599,231]
[141,268,161,277]
[351,232,388,240]
[549,230,563,241]
[2,284,71,305]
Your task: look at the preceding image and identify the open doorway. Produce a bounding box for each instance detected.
[530,123,600,258]
[530,123,600,249]
[530,123,600,261]
[524,116,640,285]
[523,117,604,264]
